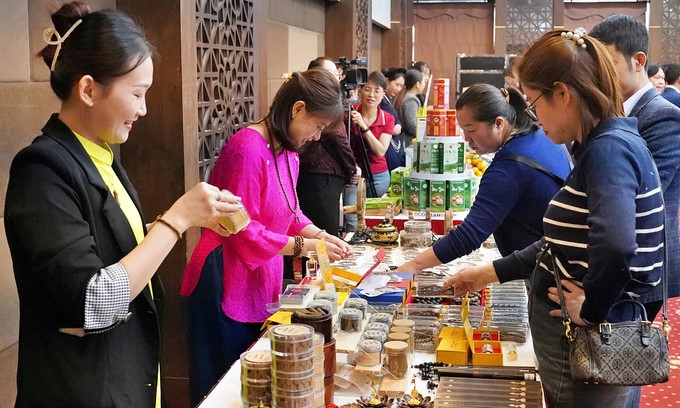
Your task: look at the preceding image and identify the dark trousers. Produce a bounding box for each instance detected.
[297,172,345,235]
[185,246,262,406]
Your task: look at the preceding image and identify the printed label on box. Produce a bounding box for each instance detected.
[430,180,447,212]
[448,180,468,212]
[430,143,442,174]
[419,142,431,173]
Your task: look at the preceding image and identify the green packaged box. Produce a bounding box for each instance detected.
[406,178,429,211]
[443,142,465,174]
[418,142,431,173]
[430,180,447,212]
[412,142,420,172]
[430,143,442,174]
[448,179,469,212]
[389,167,410,197]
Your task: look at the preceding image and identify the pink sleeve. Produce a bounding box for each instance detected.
[210,131,290,271]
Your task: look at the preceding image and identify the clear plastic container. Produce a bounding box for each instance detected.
[314,290,339,314]
[339,308,362,332]
[240,350,272,383]
[271,349,314,372]
[271,367,315,391]
[343,297,368,319]
[365,322,389,333]
[369,312,393,326]
[403,220,432,234]
[241,379,272,407]
[361,329,387,343]
[356,339,382,367]
[269,324,314,356]
[272,386,315,408]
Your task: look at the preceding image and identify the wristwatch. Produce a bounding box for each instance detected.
[360,127,370,133]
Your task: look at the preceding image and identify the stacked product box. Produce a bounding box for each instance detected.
[405,77,476,214]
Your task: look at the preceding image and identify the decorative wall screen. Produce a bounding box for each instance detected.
[196,0,257,182]
[356,0,370,58]
[505,0,553,55]
[661,0,680,64]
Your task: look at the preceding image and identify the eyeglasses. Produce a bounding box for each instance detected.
[361,87,384,96]
[525,92,545,122]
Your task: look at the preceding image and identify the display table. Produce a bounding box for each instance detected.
[198,332,537,408]
[198,244,539,408]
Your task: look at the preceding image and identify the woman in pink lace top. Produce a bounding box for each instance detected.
[181,69,352,405]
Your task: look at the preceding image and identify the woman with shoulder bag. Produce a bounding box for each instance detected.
[447,29,665,407]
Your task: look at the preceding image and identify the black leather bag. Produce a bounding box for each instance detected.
[550,247,671,385]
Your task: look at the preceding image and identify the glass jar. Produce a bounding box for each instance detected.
[383,340,409,379]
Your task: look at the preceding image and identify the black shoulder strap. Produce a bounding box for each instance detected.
[497,153,565,185]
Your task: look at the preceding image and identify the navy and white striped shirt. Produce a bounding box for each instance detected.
[494,117,664,323]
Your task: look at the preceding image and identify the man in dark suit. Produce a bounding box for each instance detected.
[590,15,680,319]
[662,63,680,108]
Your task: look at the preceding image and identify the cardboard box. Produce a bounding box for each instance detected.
[427,109,448,136]
[443,141,466,174]
[432,79,451,110]
[389,167,410,198]
[406,178,429,211]
[462,297,503,366]
[448,179,468,212]
[418,142,431,173]
[430,180,447,212]
[430,143,442,174]
[436,337,469,365]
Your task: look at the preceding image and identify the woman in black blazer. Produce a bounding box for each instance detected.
[4,3,241,407]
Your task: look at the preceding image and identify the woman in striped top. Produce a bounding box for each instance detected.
[448,30,665,408]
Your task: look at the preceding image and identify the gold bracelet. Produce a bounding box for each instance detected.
[155,212,182,239]
[314,229,326,239]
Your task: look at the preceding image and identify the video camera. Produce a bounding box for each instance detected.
[335,56,368,96]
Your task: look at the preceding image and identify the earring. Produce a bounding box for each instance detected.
[292,114,296,119]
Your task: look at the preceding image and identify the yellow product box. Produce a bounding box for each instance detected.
[438,326,467,340]
[436,337,469,365]
[459,295,503,366]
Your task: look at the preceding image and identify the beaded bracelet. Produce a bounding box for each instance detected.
[293,235,304,257]
[155,212,182,239]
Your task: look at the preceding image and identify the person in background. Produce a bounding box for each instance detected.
[182,69,353,405]
[661,63,680,108]
[647,62,666,93]
[395,83,570,273]
[384,67,406,105]
[296,57,358,235]
[412,61,431,105]
[346,70,395,198]
[5,3,242,406]
[381,67,405,170]
[448,29,664,407]
[590,14,680,321]
[394,69,425,147]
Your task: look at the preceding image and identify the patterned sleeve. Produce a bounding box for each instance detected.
[83,263,131,332]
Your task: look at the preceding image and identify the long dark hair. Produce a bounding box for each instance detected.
[455,83,537,135]
[264,69,343,152]
[37,1,155,101]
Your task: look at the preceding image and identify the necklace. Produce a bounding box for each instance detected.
[264,120,300,223]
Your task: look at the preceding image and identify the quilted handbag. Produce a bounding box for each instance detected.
[549,246,671,386]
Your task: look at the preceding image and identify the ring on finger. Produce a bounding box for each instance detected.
[217,190,224,202]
